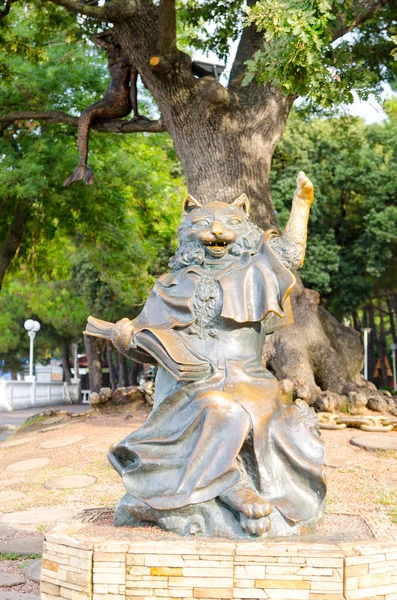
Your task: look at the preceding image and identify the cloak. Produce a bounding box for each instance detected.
[108,231,326,529]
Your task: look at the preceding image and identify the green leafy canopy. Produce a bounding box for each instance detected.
[244,0,396,106]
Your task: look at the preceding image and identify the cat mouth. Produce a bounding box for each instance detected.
[204,241,229,257]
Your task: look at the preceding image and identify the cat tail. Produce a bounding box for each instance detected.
[63,164,94,186]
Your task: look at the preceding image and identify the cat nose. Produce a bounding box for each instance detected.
[211,221,223,236]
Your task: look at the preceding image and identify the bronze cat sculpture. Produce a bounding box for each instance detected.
[85,172,326,539]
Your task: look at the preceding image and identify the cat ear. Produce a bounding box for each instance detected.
[231,193,250,216]
[182,194,202,213]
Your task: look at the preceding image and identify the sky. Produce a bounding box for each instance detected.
[345,84,393,124]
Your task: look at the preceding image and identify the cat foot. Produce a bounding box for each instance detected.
[220,486,272,519]
[240,514,271,537]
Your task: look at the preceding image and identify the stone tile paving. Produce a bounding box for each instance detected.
[0,593,39,600]
[0,574,24,587]
[40,435,86,449]
[22,560,42,583]
[0,527,42,599]
[44,475,97,489]
[6,458,50,473]
[0,538,43,555]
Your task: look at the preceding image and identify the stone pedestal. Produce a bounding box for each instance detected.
[41,523,397,600]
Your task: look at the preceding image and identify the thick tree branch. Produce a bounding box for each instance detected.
[229,1,263,87]
[158,0,176,55]
[331,0,390,40]
[0,111,166,133]
[48,0,139,22]
[0,0,16,20]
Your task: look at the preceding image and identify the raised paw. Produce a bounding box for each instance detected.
[240,514,271,537]
[296,171,314,205]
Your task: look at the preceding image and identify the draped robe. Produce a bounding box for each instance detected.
[108,232,326,528]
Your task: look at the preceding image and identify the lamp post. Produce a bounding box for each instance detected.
[24,319,41,379]
[361,328,372,381]
[391,343,397,393]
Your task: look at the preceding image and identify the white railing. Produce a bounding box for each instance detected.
[0,380,81,411]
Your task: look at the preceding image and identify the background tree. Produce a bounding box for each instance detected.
[269,111,397,397]
[1,0,397,410]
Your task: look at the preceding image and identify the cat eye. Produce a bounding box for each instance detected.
[227,218,242,226]
[191,219,211,228]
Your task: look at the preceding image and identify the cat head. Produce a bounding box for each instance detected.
[169,194,262,270]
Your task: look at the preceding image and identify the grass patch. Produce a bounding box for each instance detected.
[0,552,42,561]
[17,414,49,432]
[374,490,397,506]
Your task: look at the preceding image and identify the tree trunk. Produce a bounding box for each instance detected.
[84,334,102,393]
[117,352,129,387]
[107,341,116,391]
[387,293,397,346]
[62,343,73,384]
[128,360,140,387]
[113,21,397,414]
[352,309,361,332]
[0,199,31,290]
[377,298,389,388]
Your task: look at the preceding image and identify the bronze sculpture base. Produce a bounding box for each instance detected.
[114,492,325,539]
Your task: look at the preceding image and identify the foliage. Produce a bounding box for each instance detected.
[0,4,184,375]
[179,0,397,108]
[271,111,397,314]
[244,1,396,107]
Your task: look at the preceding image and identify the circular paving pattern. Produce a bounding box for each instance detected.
[351,433,397,451]
[44,475,97,489]
[0,507,75,525]
[40,435,85,449]
[0,490,25,503]
[6,458,50,472]
[1,437,36,448]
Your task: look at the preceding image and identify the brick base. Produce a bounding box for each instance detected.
[40,523,397,600]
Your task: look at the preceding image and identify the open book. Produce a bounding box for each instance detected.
[84,316,211,381]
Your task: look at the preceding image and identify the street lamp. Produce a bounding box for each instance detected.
[361,328,372,381]
[24,319,41,379]
[391,343,397,393]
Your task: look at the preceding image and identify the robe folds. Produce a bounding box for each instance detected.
[108,232,326,526]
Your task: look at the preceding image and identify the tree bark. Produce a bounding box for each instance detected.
[117,352,129,387]
[114,18,397,414]
[377,298,390,387]
[387,293,397,346]
[3,0,394,413]
[84,334,102,392]
[0,199,31,290]
[107,341,116,391]
[62,343,73,384]
[128,360,140,387]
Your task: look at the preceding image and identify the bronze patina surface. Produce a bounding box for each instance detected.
[85,172,326,539]
[64,30,140,187]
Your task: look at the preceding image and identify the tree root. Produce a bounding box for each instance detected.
[264,281,397,416]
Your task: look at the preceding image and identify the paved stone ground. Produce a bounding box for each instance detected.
[0,538,43,554]
[22,560,41,583]
[0,593,39,600]
[0,574,24,587]
[0,404,90,429]
[0,528,42,600]
[0,402,396,599]
[351,432,397,451]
